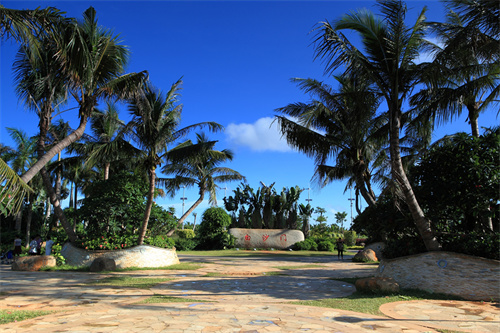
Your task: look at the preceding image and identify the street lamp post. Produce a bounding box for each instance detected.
[305,187,312,204]
[348,187,355,232]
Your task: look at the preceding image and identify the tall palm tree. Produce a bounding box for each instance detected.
[313,0,440,250]
[162,133,245,236]
[14,7,146,242]
[20,6,147,185]
[411,3,499,137]
[128,80,223,244]
[276,74,384,208]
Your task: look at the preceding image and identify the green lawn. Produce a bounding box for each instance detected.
[0,309,54,325]
[293,287,464,316]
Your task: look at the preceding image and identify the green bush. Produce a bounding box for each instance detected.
[174,238,199,251]
[175,229,196,239]
[317,240,334,252]
[293,238,318,251]
[144,235,175,249]
[344,231,357,246]
[196,207,234,250]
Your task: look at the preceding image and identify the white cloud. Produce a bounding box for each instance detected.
[225,117,293,152]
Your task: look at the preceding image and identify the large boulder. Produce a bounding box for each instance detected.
[12,255,56,271]
[364,242,385,260]
[355,277,400,294]
[229,228,304,249]
[90,257,117,272]
[353,248,378,262]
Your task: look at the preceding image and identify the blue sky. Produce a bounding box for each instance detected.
[1,1,497,227]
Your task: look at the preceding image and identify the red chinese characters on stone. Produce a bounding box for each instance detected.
[244,234,251,241]
[280,234,287,242]
[262,234,269,242]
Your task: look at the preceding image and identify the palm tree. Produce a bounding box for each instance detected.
[20,7,147,185]
[0,158,32,217]
[0,5,69,58]
[77,102,138,180]
[2,128,38,232]
[276,74,384,208]
[313,0,440,250]
[162,133,245,236]
[411,3,499,137]
[127,80,223,244]
[299,203,314,237]
[12,27,76,241]
[13,7,146,242]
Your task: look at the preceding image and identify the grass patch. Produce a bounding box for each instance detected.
[292,289,464,316]
[39,265,90,272]
[135,294,212,304]
[87,276,174,289]
[202,271,285,277]
[179,250,336,257]
[0,309,54,325]
[274,264,324,270]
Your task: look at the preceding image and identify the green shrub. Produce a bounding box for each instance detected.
[175,229,196,239]
[144,235,175,249]
[344,231,357,247]
[174,238,199,251]
[317,240,334,252]
[293,238,318,251]
[196,207,234,250]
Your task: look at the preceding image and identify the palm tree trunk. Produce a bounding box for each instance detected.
[355,173,377,207]
[21,116,88,184]
[104,162,110,180]
[45,197,51,219]
[137,169,156,245]
[467,104,480,138]
[69,181,74,208]
[35,108,77,243]
[25,194,33,246]
[15,211,23,233]
[390,110,440,251]
[166,193,205,237]
[39,166,77,242]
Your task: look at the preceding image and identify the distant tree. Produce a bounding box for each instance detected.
[299,203,314,237]
[335,211,348,234]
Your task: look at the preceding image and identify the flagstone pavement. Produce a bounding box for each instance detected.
[0,252,498,332]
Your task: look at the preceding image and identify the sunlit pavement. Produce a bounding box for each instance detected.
[0,253,498,332]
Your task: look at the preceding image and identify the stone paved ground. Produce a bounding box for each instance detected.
[0,252,498,332]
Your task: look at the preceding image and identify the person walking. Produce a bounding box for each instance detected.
[336,237,344,260]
